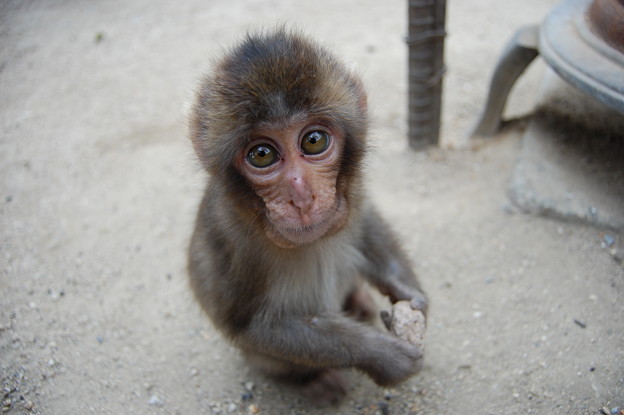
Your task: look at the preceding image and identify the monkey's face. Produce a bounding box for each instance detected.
[236,117,350,249]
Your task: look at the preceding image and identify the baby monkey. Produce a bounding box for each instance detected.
[188,29,427,404]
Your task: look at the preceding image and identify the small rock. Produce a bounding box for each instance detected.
[241,392,253,401]
[227,402,237,413]
[377,401,390,415]
[386,301,426,350]
[610,407,621,415]
[603,234,615,248]
[244,381,255,391]
[248,403,260,414]
[148,395,164,407]
[23,401,34,411]
[589,206,598,217]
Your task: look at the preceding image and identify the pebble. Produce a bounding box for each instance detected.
[603,234,615,248]
[387,301,426,350]
[148,395,164,407]
[248,403,260,414]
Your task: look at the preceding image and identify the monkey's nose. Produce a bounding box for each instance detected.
[289,177,315,218]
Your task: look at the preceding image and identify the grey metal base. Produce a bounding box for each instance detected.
[471,0,624,138]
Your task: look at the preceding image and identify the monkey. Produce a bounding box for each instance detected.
[188,29,427,405]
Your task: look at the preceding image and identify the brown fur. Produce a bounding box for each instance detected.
[188,29,427,404]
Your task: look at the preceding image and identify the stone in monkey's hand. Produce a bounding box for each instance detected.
[382,300,426,352]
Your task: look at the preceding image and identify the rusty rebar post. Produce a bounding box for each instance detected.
[407,0,447,149]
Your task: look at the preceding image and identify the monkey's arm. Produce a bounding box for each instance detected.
[357,207,428,313]
[242,311,422,386]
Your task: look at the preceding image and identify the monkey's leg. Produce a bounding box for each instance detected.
[244,349,348,406]
[343,284,376,322]
[241,313,422,388]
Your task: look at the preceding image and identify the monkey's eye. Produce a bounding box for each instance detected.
[247,144,278,168]
[301,131,330,155]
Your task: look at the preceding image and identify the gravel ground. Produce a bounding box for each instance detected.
[1,1,622,414]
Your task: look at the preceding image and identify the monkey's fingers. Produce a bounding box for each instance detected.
[409,291,428,314]
[380,310,393,331]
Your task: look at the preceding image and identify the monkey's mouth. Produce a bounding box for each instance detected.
[282,200,349,244]
[277,217,333,244]
[266,197,348,248]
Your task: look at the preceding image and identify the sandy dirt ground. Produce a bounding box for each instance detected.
[1,1,623,414]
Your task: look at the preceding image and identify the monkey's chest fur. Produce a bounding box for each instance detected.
[188,192,368,338]
[262,237,367,316]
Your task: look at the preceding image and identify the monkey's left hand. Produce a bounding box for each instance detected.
[358,209,428,315]
[377,261,428,315]
[385,280,428,313]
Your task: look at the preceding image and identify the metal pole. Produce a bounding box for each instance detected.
[407,0,447,149]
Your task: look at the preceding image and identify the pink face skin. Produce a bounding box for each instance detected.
[236,118,350,248]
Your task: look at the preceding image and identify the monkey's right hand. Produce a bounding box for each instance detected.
[362,333,423,386]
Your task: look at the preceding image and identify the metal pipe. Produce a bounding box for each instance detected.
[407,0,447,149]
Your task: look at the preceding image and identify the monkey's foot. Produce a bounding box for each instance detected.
[301,369,348,406]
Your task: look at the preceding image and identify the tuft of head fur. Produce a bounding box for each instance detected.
[190,29,368,173]
[190,29,369,235]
